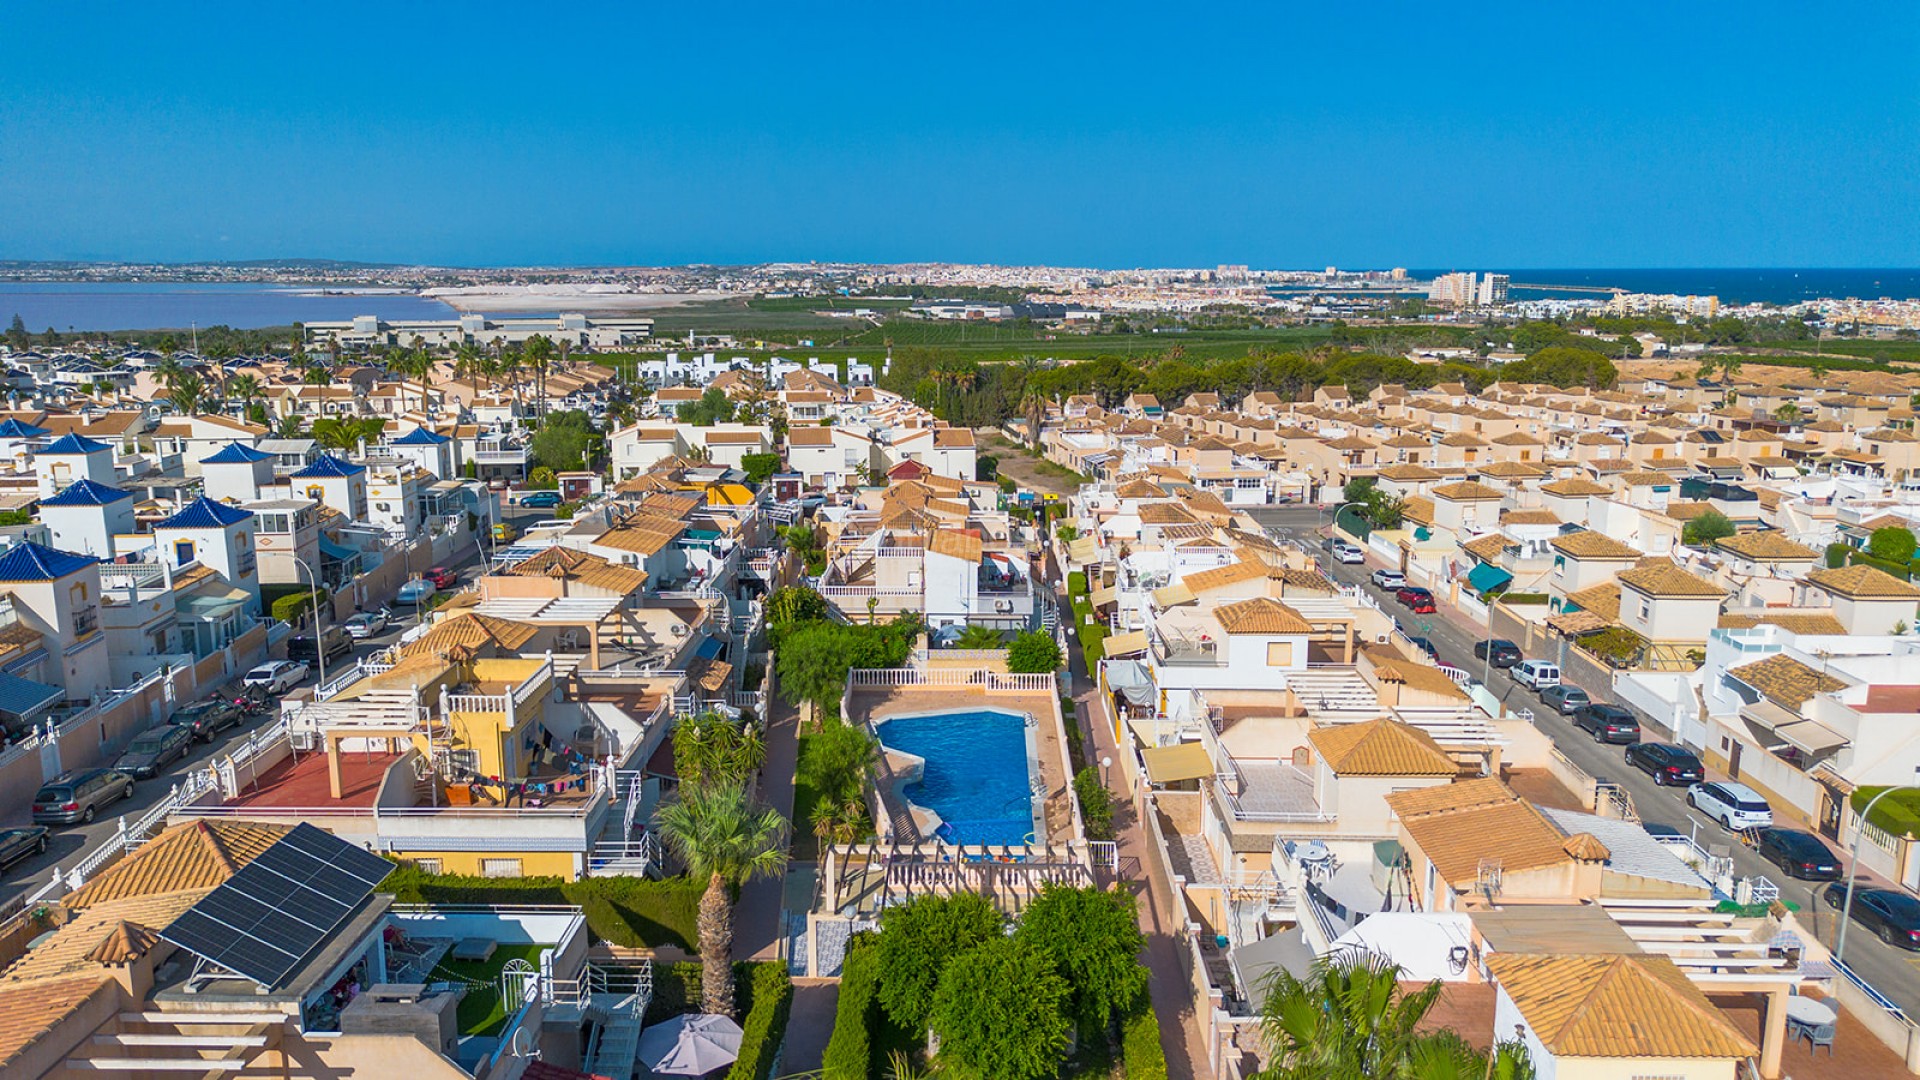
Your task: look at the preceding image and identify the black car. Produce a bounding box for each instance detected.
[1405,636,1439,661]
[1758,828,1842,881]
[1823,885,1920,949]
[168,699,243,742]
[1575,704,1641,745]
[114,723,196,779]
[0,825,48,868]
[287,626,352,663]
[1473,639,1522,668]
[1624,742,1704,785]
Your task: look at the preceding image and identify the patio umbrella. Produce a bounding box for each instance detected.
[637,1013,743,1076]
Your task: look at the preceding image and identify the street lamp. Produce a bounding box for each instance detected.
[288,554,329,691]
[1835,768,1920,968]
[1101,755,1112,787]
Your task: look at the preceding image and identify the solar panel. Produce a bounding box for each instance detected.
[159,823,394,990]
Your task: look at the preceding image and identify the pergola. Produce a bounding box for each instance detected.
[472,597,623,668]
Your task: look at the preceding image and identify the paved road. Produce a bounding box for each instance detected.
[0,504,542,910]
[1247,505,1920,1019]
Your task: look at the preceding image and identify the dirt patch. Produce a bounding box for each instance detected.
[975,428,1085,497]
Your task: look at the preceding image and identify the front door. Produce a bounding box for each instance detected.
[1818,782,1844,840]
[1728,741,1743,780]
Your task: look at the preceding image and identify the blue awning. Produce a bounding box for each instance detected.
[0,672,63,720]
[1466,563,1513,593]
[694,636,724,660]
[318,537,358,562]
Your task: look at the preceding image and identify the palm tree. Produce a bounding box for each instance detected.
[672,712,766,793]
[954,625,1003,651]
[229,374,262,421]
[652,783,789,1018]
[303,362,331,387]
[524,335,555,419]
[810,797,867,848]
[153,353,184,391]
[1253,956,1445,1080]
[166,372,207,416]
[312,416,385,453]
[455,342,482,393]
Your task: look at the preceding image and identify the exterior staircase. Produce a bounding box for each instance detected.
[583,962,652,1080]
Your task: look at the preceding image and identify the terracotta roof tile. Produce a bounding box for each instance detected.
[0,975,117,1069]
[1717,612,1848,635]
[1307,719,1455,777]
[1431,481,1504,502]
[506,546,648,593]
[1213,596,1312,635]
[1808,564,1920,599]
[63,820,290,909]
[1486,953,1754,1060]
[1182,560,1268,595]
[1617,559,1725,598]
[1549,532,1641,560]
[1383,778,1572,883]
[1713,532,1820,562]
[1729,653,1848,710]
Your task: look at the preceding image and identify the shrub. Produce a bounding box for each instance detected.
[740,452,782,485]
[1681,509,1736,546]
[822,942,879,1080]
[1869,525,1917,564]
[1827,542,1851,569]
[270,587,328,624]
[1006,630,1063,674]
[1854,787,1920,838]
[1078,621,1108,663]
[726,963,792,1080]
[378,867,702,950]
[647,960,759,1024]
[528,466,557,489]
[1577,626,1648,668]
[1497,592,1550,605]
[1074,766,1114,841]
[1853,552,1913,580]
[1121,985,1169,1080]
[1067,570,1088,597]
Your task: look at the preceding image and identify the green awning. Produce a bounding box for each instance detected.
[1467,563,1513,593]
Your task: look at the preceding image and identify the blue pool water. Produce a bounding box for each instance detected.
[876,709,1035,846]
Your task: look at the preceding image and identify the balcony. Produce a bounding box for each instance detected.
[71,605,99,638]
[474,448,529,465]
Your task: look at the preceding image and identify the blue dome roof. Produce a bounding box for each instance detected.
[154,496,254,530]
[290,454,366,478]
[0,541,98,582]
[40,479,133,507]
[38,433,110,456]
[0,419,50,439]
[392,427,450,446]
[200,441,275,465]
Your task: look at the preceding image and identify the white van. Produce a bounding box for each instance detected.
[1510,660,1560,690]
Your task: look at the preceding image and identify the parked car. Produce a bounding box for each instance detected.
[425,566,459,590]
[0,825,48,868]
[1624,742,1704,785]
[1473,639,1523,668]
[344,610,389,639]
[1509,660,1560,690]
[1370,568,1406,590]
[169,698,246,741]
[519,490,563,509]
[1395,586,1436,613]
[1757,828,1842,880]
[114,723,196,779]
[1687,781,1774,831]
[491,522,518,543]
[31,768,134,826]
[287,625,351,662]
[1405,636,1439,662]
[1538,684,1591,715]
[242,660,309,696]
[1574,703,1641,744]
[1823,885,1920,949]
[396,578,438,604]
[1332,541,1365,564]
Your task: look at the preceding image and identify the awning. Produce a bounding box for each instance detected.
[1153,582,1195,607]
[1466,563,1513,593]
[319,536,359,562]
[0,672,63,721]
[1774,720,1848,756]
[1143,742,1215,784]
[1066,537,1098,565]
[1089,585,1118,608]
[1104,629,1150,657]
[1740,698,1802,735]
[1104,659,1155,705]
[694,636,725,660]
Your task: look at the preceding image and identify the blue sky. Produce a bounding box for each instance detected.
[1,1,1915,268]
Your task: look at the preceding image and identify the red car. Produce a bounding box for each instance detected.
[425,566,458,590]
[1396,586,1436,614]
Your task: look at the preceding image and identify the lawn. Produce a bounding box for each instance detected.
[434,943,546,1036]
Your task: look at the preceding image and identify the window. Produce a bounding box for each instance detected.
[175,540,195,565]
[413,858,443,875]
[1640,599,1652,620]
[480,858,522,878]
[1266,642,1294,666]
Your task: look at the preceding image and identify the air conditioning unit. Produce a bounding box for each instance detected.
[1375,633,1390,644]
[995,599,1013,613]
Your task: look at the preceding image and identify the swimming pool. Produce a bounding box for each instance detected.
[875,708,1039,846]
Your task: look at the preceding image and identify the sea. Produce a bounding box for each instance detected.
[0,282,459,333]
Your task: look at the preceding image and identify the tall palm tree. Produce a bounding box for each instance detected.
[524,335,555,420]
[153,353,184,391]
[229,374,262,421]
[652,783,788,1018]
[455,342,482,393]
[672,712,766,793]
[303,362,331,386]
[167,372,207,416]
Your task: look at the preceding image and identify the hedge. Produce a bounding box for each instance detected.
[1854,787,1920,838]
[1826,543,1850,570]
[727,962,793,1080]
[1121,985,1168,1080]
[380,866,702,950]
[1498,592,1550,605]
[1820,543,1915,581]
[1078,621,1108,664]
[822,942,880,1080]
[269,587,328,624]
[1075,766,1114,841]
[1068,570,1088,597]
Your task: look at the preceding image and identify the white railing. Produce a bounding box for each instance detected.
[1213,788,1335,824]
[445,692,510,714]
[845,668,1055,692]
[513,658,554,709]
[622,774,643,838]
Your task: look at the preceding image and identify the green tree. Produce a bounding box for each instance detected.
[227,373,262,419]
[1252,957,1451,1080]
[1868,525,1918,564]
[1014,885,1146,1035]
[1005,631,1062,674]
[530,409,595,472]
[740,452,782,485]
[1774,401,1802,424]
[651,783,788,1019]
[766,586,829,642]
[523,334,556,418]
[303,362,332,386]
[678,387,736,426]
[875,893,1005,1034]
[310,416,386,452]
[1681,509,1737,546]
[6,315,28,353]
[166,372,208,415]
[777,623,857,715]
[528,466,557,489]
[927,936,1072,1080]
[672,711,766,793]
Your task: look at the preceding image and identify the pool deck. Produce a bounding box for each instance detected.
[846,686,1075,843]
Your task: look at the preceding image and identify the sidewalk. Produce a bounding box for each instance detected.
[738,695,800,962]
[1066,598,1210,1080]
